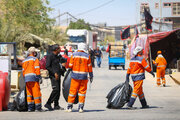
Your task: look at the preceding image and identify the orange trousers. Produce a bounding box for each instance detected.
[156,67,166,86]
[131,80,144,100]
[68,79,88,104]
[26,82,42,110]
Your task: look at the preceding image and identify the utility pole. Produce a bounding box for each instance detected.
[159,0,162,32]
[58,9,60,26]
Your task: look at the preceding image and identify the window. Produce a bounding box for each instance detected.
[155,3,159,8]
[164,18,172,23]
[164,3,171,7]
[155,18,159,22]
[140,3,150,20]
[172,3,180,16]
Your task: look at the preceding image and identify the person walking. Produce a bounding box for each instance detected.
[22,47,43,112]
[44,44,65,111]
[89,47,95,67]
[64,46,68,56]
[126,46,155,109]
[153,51,167,87]
[95,46,103,68]
[66,43,93,113]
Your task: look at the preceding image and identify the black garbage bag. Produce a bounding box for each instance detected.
[15,88,28,111]
[106,82,132,109]
[62,69,78,104]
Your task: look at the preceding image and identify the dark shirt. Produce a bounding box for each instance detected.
[95,50,102,58]
[46,52,62,76]
[64,49,68,56]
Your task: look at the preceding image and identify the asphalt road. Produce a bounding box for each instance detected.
[1,53,180,120]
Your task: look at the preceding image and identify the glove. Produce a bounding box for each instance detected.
[126,74,130,83]
[90,77,93,83]
[150,71,155,78]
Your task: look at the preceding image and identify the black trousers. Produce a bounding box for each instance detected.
[47,75,61,106]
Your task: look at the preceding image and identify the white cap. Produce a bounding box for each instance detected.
[28,47,40,54]
[78,43,87,52]
[133,46,143,55]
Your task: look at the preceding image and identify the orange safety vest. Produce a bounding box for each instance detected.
[127,55,152,81]
[69,50,93,80]
[22,54,40,82]
[153,54,167,68]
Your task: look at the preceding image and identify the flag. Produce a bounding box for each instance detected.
[121,26,130,40]
[134,25,139,38]
[144,8,153,31]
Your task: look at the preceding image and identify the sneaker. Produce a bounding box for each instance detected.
[65,108,72,112]
[28,109,34,112]
[79,108,84,113]
[35,108,45,112]
[126,106,136,110]
[141,105,149,109]
[44,104,53,111]
[54,105,64,110]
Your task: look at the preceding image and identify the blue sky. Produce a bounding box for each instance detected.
[48,0,137,26]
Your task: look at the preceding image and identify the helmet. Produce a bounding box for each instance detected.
[133,46,143,55]
[28,47,40,54]
[78,43,87,52]
[157,51,162,54]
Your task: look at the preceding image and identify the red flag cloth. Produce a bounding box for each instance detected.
[144,8,153,31]
[135,25,139,38]
[121,26,130,40]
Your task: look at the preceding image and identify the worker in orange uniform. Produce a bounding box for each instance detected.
[126,46,155,109]
[22,47,43,112]
[66,43,93,113]
[153,51,167,87]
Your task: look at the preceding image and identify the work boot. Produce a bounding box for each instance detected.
[127,97,136,108]
[65,104,73,112]
[54,105,64,110]
[163,84,166,87]
[140,98,149,109]
[44,104,53,111]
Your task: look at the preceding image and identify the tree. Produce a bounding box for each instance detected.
[67,19,91,30]
[0,0,54,42]
[100,35,115,46]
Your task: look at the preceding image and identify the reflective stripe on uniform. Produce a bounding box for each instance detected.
[144,65,149,69]
[78,93,86,96]
[27,95,33,97]
[22,58,36,63]
[69,94,76,97]
[25,73,36,77]
[139,93,144,97]
[157,65,166,68]
[157,77,161,79]
[69,63,73,66]
[34,97,41,100]
[131,73,144,76]
[132,93,138,96]
[27,101,35,105]
[79,103,84,104]
[73,71,88,74]
[130,60,141,64]
[88,64,92,66]
[73,56,89,60]
[35,103,41,106]
[34,66,40,69]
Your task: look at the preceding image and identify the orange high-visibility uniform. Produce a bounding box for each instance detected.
[68,50,93,105]
[153,54,167,86]
[22,54,42,110]
[127,54,152,100]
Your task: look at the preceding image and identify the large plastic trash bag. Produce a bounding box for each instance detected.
[106,82,132,109]
[15,88,28,111]
[62,69,78,104]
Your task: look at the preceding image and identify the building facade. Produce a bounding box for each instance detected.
[137,0,180,33]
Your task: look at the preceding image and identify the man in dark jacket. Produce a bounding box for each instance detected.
[44,44,65,111]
